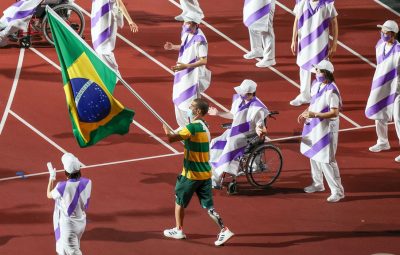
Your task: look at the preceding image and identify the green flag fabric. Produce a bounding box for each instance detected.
[46,7,134,148]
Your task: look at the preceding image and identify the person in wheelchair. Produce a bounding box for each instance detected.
[208,79,269,188]
[0,0,71,47]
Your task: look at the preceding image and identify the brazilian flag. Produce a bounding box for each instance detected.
[46,7,134,148]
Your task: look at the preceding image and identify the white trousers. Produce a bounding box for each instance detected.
[299,68,312,100]
[56,218,85,255]
[95,14,119,72]
[309,131,344,196]
[0,23,20,47]
[248,28,275,61]
[180,0,204,18]
[375,94,400,145]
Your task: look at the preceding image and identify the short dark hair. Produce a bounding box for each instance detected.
[321,69,335,83]
[193,98,209,116]
[65,170,81,179]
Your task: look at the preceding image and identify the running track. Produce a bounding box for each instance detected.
[0,1,399,254]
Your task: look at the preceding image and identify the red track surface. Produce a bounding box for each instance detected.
[0,0,399,254]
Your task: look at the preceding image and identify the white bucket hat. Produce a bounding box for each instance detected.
[183,12,202,24]
[311,59,334,73]
[61,153,81,174]
[377,20,399,33]
[234,79,257,95]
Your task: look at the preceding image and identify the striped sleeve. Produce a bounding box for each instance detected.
[178,126,193,140]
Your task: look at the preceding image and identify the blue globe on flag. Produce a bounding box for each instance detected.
[70,78,111,123]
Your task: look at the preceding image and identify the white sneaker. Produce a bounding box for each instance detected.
[289,95,310,106]
[215,227,234,246]
[369,143,390,152]
[304,185,325,193]
[256,58,276,68]
[395,155,400,162]
[163,227,186,239]
[174,15,184,21]
[326,193,345,203]
[243,51,263,60]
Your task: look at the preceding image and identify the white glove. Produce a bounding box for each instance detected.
[47,162,56,181]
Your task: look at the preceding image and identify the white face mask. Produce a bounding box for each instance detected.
[186,109,195,122]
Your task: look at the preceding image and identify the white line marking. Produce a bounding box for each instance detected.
[132,120,179,153]
[30,47,61,71]
[168,0,362,127]
[0,152,183,182]
[275,1,376,68]
[9,110,73,156]
[29,47,179,153]
[374,0,400,17]
[269,122,394,142]
[0,48,25,135]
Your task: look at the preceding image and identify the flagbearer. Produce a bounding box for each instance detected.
[47,153,92,255]
[91,0,139,73]
[162,98,234,246]
[298,60,345,203]
[208,80,269,188]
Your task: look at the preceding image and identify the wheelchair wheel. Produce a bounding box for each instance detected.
[41,4,85,45]
[245,143,283,189]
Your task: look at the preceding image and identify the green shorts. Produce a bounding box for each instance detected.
[175,175,214,209]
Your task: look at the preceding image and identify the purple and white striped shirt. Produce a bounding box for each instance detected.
[294,0,337,71]
[243,0,274,32]
[51,177,92,243]
[365,39,400,121]
[301,81,341,163]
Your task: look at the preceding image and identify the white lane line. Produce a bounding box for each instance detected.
[168,0,362,128]
[275,1,376,68]
[9,110,74,157]
[30,47,61,71]
[0,48,25,135]
[29,47,180,154]
[0,151,183,182]
[132,120,180,153]
[76,3,230,113]
[269,122,394,142]
[374,0,400,17]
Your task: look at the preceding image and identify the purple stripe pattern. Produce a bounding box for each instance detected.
[57,181,67,197]
[12,1,25,8]
[371,68,397,90]
[230,122,250,137]
[55,226,61,241]
[93,26,112,49]
[67,178,90,216]
[301,44,329,70]
[244,3,271,27]
[211,147,245,168]
[179,34,206,58]
[302,106,329,136]
[173,58,197,84]
[365,93,397,118]
[91,2,110,28]
[303,133,330,158]
[211,140,227,150]
[377,42,400,65]
[173,83,197,106]
[299,18,330,52]
[6,9,36,23]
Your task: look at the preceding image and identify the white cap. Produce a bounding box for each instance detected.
[311,59,334,73]
[234,79,257,95]
[61,153,81,174]
[183,12,202,24]
[377,20,399,33]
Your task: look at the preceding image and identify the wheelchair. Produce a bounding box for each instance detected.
[218,111,283,195]
[13,0,85,48]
